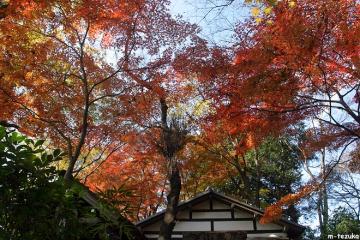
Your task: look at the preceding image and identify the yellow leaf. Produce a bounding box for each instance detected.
[251,7,260,17]
[289,1,296,8]
[255,17,262,23]
[264,7,272,15]
[25,72,33,79]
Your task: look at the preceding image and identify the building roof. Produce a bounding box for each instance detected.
[136,188,305,237]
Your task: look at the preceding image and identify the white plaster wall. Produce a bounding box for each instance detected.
[213,220,254,231]
[192,211,231,219]
[173,221,211,231]
[234,209,253,218]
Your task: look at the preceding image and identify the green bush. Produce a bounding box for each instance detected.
[0,125,135,240]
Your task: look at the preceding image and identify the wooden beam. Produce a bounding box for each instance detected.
[143,229,284,235]
[175,218,254,222]
[192,209,231,212]
[231,204,235,219]
[253,214,257,231]
[189,204,192,220]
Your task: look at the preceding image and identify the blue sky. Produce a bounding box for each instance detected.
[169,0,250,46]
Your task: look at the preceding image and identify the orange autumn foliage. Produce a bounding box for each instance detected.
[238,0,359,222]
[260,183,320,224]
[175,0,359,223]
[0,0,197,178]
[177,0,360,141]
[85,133,168,220]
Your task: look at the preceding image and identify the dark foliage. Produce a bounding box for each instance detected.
[0,125,136,240]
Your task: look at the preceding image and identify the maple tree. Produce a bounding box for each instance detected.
[0,0,195,186]
[85,132,168,221]
[111,78,195,240]
[237,0,359,223]
[284,121,360,238]
[1,1,199,238]
[177,0,359,223]
[193,0,360,151]
[236,0,358,143]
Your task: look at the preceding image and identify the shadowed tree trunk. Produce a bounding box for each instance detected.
[159,165,182,240]
[158,98,187,240]
[254,149,261,208]
[319,149,329,239]
[232,155,251,202]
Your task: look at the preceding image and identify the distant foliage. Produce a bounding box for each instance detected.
[183,134,303,222]
[327,207,360,235]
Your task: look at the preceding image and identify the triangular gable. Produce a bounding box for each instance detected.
[137,189,305,240]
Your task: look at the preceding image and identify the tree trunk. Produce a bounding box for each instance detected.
[233,155,250,201]
[321,150,329,237]
[322,185,329,237]
[254,149,261,208]
[158,98,187,240]
[158,166,182,240]
[317,190,324,238]
[318,148,329,239]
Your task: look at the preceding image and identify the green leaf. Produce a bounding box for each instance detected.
[47,154,53,162]
[35,139,45,148]
[268,0,279,6]
[33,158,42,167]
[41,153,47,162]
[25,139,34,145]
[0,127,6,140]
[11,132,26,143]
[53,149,61,157]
